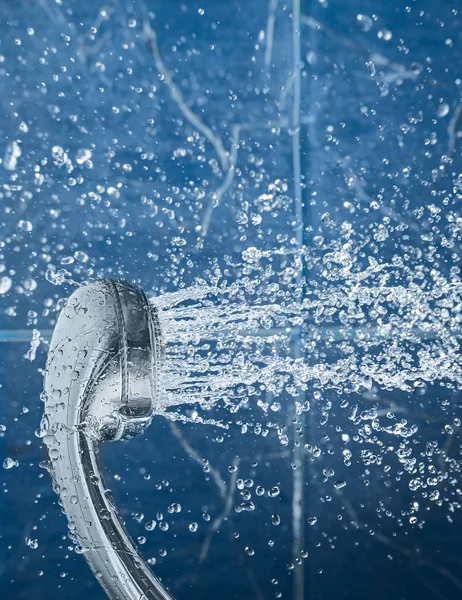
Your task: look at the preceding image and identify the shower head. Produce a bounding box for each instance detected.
[42,279,174,600]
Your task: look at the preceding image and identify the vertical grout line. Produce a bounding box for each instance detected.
[291,1,306,600]
[265,0,280,72]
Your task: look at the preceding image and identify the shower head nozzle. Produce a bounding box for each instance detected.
[44,278,162,443]
[42,279,174,600]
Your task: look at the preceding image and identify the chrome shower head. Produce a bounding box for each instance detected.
[42,279,174,600]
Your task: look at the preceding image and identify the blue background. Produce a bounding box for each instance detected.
[1,1,462,599]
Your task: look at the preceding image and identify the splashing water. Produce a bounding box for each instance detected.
[148,230,462,519]
[153,239,462,427]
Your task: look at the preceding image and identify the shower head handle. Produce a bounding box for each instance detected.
[42,279,174,600]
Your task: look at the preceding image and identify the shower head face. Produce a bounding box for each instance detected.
[43,279,163,444]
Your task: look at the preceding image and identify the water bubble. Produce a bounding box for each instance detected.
[271,514,281,526]
[145,520,157,531]
[307,517,318,526]
[189,522,198,532]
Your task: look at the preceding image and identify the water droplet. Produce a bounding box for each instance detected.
[0,276,12,295]
[52,145,68,167]
[18,220,33,232]
[45,268,72,286]
[25,537,38,549]
[334,481,347,490]
[74,250,89,263]
[437,103,450,118]
[3,457,17,469]
[356,14,373,32]
[3,141,21,170]
[366,61,376,77]
[242,247,262,263]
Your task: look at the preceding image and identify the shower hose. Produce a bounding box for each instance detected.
[42,279,175,600]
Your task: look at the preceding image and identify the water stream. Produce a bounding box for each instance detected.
[155,240,462,422]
